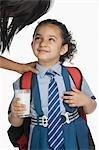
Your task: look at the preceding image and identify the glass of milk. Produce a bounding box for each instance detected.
[15,89,30,118]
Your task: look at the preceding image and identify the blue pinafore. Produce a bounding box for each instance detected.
[29,66,95,150]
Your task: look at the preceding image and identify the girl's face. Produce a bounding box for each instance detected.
[32,24,68,67]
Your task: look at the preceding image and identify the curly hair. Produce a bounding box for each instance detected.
[33,19,77,63]
[0,0,51,53]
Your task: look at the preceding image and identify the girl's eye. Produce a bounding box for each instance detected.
[35,37,40,40]
[49,38,55,42]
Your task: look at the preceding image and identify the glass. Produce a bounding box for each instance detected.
[15,89,30,118]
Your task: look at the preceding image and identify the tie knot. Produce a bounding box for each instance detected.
[45,70,56,78]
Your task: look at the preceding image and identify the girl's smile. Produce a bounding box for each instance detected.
[37,48,50,53]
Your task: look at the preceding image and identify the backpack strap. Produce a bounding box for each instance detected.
[21,71,32,89]
[17,71,33,150]
[66,67,82,90]
[66,67,87,121]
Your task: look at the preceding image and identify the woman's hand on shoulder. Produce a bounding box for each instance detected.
[17,61,39,74]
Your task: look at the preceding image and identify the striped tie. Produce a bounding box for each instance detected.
[46,71,64,150]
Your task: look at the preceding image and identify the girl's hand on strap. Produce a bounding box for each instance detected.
[63,88,91,108]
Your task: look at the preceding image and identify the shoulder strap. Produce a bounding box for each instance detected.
[21,71,32,89]
[66,66,87,121]
[18,71,32,149]
[66,66,82,90]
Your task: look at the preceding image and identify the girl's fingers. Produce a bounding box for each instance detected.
[64,99,77,107]
[63,95,73,100]
[69,104,76,107]
[64,99,73,104]
[71,87,79,93]
[64,88,80,96]
[14,105,26,111]
[11,99,26,116]
[64,90,76,96]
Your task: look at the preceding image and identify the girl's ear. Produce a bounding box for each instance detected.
[60,44,68,55]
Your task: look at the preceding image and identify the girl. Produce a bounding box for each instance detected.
[9,19,96,150]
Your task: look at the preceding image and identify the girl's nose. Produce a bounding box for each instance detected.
[40,39,48,46]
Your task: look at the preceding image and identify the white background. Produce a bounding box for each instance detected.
[0,0,99,149]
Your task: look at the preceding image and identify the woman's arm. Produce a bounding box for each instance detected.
[0,56,38,74]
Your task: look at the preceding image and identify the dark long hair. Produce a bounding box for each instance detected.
[33,19,77,63]
[0,0,51,53]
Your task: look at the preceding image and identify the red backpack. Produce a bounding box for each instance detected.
[8,67,86,150]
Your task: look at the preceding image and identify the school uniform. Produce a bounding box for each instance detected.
[13,63,96,150]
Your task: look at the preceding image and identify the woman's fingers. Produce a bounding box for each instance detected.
[27,62,39,74]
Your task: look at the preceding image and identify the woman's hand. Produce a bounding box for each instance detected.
[17,62,39,74]
[0,56,39,74]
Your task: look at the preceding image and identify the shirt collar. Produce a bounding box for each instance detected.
[36,62,62,78]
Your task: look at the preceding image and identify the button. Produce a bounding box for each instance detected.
[42,115,48,127]
[64,112,70,124]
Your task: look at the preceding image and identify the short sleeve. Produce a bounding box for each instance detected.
[81,77,96,100]
[13,78,21,91]
[8,78,21,114]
